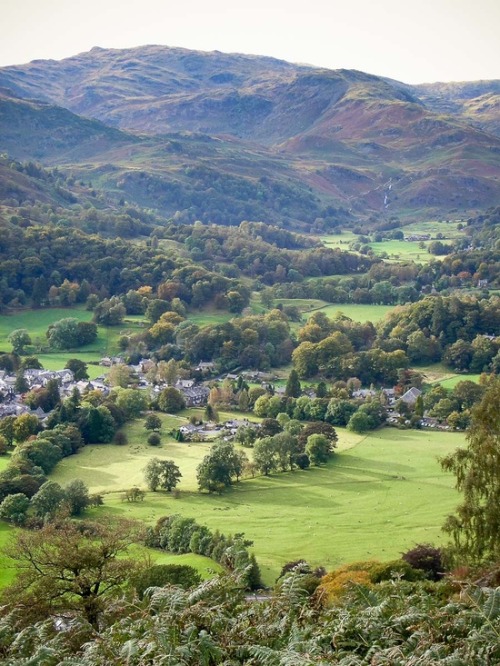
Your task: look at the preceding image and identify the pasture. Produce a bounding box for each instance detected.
[0,306,145,367]
[273,298,395,323]
[0,306,93,350]
[321,221,463,264]
[416,363,481,388]
[50,425,463,585]
[312,303,395,323]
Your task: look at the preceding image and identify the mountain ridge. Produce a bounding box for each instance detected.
[1,45,499,224]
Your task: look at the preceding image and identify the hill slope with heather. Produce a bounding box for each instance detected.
[1,45,500,224]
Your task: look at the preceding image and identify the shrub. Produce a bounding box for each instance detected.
[133,564,202,599]
[114,431,128,446]
[147,433,161,447]
[402,543,444,581]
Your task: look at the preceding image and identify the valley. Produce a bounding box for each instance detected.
[0,43,499,661]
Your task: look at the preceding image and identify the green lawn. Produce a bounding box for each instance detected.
[50,426,463,585]
[321,222,464,264]
[271,299,395,324]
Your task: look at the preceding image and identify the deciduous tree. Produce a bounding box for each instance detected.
[441,378,500,563]
[3,519,140,628]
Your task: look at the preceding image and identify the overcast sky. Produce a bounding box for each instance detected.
[1,0,499,83]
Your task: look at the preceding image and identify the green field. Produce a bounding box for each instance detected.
[312,303,395,323]
[416,363,481,388]
[187,310,234,327]
[321,221,464,264]
[127,545,224,580]
[273,299,395,324]
[50,425,463,584]
[0,306,145,368]
[0,306,93,350]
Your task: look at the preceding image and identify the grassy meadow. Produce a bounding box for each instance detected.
[321,221,464,264]
[0,306,146,369]
[51,423,463,585]
[416,363,481,387]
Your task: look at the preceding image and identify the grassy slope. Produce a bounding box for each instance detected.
[0,306,145,366]
[51,425,462,585]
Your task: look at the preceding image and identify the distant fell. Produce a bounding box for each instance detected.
[1,45,500,223]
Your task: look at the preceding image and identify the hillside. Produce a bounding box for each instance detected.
[413,80,500,138]
[1,45,500,223]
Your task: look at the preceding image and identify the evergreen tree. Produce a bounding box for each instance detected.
[285,369,302,398]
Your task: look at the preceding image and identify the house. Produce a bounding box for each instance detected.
[175,379,195,390]
[400,387,422,406]
[195,362,216,373]
[180,385,210,407]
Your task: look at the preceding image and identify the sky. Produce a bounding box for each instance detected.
[1,0,499,83]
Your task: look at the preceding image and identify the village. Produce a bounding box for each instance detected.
[0,353,456,436]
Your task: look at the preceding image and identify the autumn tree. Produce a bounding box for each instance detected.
[3,519,140,628]
[441,378,500,563]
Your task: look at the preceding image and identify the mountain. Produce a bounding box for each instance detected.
[412,81,500,138]
[1,45,500,224]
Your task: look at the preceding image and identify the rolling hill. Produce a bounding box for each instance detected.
[1,45,500,225]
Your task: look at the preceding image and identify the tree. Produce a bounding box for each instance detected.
[158,387,185,413]
[144,458,182,492]
[147,432,162,446]
[0,493,30,525]
[46,318,82,349]
[197,442,243,492]
[253,437,279,476]
[347,410,372,433]
[8,329,31,355]
[12,413,40,442]
[93,297,126,326]
[79,405,116,443]
[14,370,29,394]
[133,564,201,599]
[144,413,162,432]
[107,364,133,388]
[30,480,66,519]
[64,479,90,516]
[441,378,500,563]
[3,519,140,628]
[305,434,331,465]
[64,358,89,381]
[0,416,16,447]
[114,388,147,419]
[285,369,302,398]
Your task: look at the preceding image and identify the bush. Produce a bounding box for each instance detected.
[114,431,128,446]
[369,559,424,583]
[147,433,161,446]
[133,564,202,599]
[402,543,444,581]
